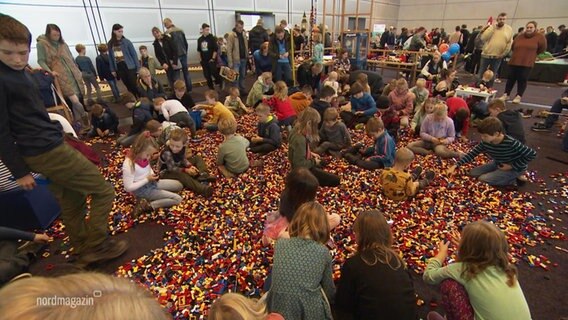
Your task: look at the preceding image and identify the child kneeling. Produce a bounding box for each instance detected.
[159,128,215,197]
[379,147,435,201]
[344,117,395,170]
[122,133,183,216]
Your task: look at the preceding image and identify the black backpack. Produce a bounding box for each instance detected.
[27,68,58,107]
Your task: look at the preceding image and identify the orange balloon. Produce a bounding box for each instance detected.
[439,43,449,53]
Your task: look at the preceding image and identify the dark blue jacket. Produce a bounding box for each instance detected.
[92,105,119,132]
[95,53,115,81]
[350,93,378,117]
[257,116,282,147]
[129,101,154,136]
[364,131,395,167]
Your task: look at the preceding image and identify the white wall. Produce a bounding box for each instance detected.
[397,0,568,33]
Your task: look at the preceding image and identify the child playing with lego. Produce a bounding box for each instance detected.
[224,87,251,117]
[145,119,179,147]
[419,51,447,81]
[249,103,282,156]
[169,80,195,110]
[311,86,335,125]
[315,108,352,157]
[117,93,155,147]
[217,118,250,178]
[407,102,462,159]
[410,97,436,136]
[379,147,435,201]
[88,103,119,138]
[488,100,526,144]
[246,72,274,108]
[288,108,340,187]
[423,221,531,320]
[446,96,471,142]
[387,78,415,128]
[409,78,429,111]
[158,128,215,197]
[263,81,297,128]
[323,71,340,97]
[289,85,313,114]
[153,97,196,138]
[447,117,536,186]
[469,69,495,119]
[343,117,395,170]
[340,82,377,129]
[194,90,235,131]
[75,44,103,104]
[122,133,183,216]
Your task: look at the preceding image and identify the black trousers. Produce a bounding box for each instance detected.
[201,60,221,89]
[249,142,278,155]
[310,167,340,187]
[505,65,532,97]
[0,240,30,285]
[340,111,372,129]
[117,62,138,97]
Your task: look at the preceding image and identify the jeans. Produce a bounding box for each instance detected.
[234,58,248,92]
[544,99,568,128]
[133,180,183,209]
[505,65,532,97]
[469,161,521,186]
[23,143,115,254]
[407,140,461,159]
[117,133,138,147]
[201,60,221,89]
[165,66,177,91]
[477,57,502,86]
[178,54,192,91]
[107,79,121,100]
[274,62,293,87]
[82,74,102,102]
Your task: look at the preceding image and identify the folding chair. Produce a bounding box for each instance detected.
[46,77,74,123]
[27,67,74,123]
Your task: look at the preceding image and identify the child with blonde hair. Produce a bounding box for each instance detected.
[315,108,351,157]
[217,118,250,178]
[122,133,183,216]
[267,202,335,320]
[409,78,429,110]
[356,73,372,94]
[209,293,284,320]
[169,80,195,110]
[194,90,235,131]
[407,102,462,159]
[410,97,436,135]
[75,43,103,103]
[247,72,274,107]
[250,103,281,156]
[288,108,340,187]
[379,147,435,201]
[224,87,251,116]
[344,117,395,170]
[145,119,179,147]
[323,71,340,97]
[312,33,324,63]
[153,97,196,138]
[336,210,418,319]
[424,221,531,320]
[263,81,296,128]
[158,128,215,197]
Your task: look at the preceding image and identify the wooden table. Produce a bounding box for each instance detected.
[366,59,420,85]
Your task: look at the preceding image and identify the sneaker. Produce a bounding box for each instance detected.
[494,78,502,83]
[411,166,423,180]
[531,122,551,132]
[132,198,152,217]
[512,95,522,104]
[76,238,129,267]
[8,273,32,284]
[191,136,203,143]
[498,94,508,101]
[197,172,217,182]
[425,170,435,181]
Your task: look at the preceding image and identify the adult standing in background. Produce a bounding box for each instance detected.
[545,26,557,53]
[460,24,470,53]
[477,12,513,85]
[197,23,221,90]
[430,28,441,46]
[268,26,293,86]
[248,19,269,54]
[36,24,88,130]
[164,18,192,91]
[108,24,139,96]
[227,20,249,94]
[380,26,395,48]
[151,27,178,90]
[465,26,483,74]
[500,21,546,104]
[449,26,462,45]
[555,25,567,53]
[408,27,427,51]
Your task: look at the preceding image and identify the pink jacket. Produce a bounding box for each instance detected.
[388,89,414,116]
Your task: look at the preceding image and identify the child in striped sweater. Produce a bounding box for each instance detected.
[447,117,536,186]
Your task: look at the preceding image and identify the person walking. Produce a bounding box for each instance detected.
[477,12,513,85]
[226,20,249,94]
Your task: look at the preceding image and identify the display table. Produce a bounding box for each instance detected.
[455,87,497,102]
[499,59,568,83]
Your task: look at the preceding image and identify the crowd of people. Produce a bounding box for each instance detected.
[0,8,566,320]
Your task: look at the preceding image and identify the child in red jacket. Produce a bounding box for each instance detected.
[263,81,297,128]
[447,96,470,142]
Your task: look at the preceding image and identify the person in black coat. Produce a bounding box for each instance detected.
[545,26,558,53]
[95,44,121,101]
[151,27,178,89]
[248,19,269,54]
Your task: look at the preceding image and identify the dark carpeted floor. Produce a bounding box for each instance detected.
[29,69,568,320]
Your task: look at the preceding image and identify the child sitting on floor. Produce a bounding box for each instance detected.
[340,82,377,129]
[249,103,282,156]
[379,147,435,201]
[447,96,471,142]
[217,118,250,178]
[323,71,340,97]
[266,202,335,320]
[410,78,429,111]
[224,87,251,116]
[469,69,495,119]
[410,97,436,136]
[356,73,372,95]
[423,220,531,320]
[343,117,395,170]
[487,100,526,144]
[145,119,179,147]
[153,97,196,138]
[448,117,536,186]
[311,86,335,126]
[194,90,235,131]
[289,108,340,187]
[407,102,461,159]
[122,133,183,216]
[88,103,119,138]
[289,85,313,114]
[117,93,155,147]
[387,78,415,128]
[315,108,352,157]
[247,72,274,108]
[169,80,195,110]
[263,81,297,128]
[158,128,215,197]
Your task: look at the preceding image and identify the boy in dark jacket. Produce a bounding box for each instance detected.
[95,43,120,101]
[117,93,154,147]
[311,86,335,128]
[344,117,396,170]
[487,100,526,144]
[249,103,281,155]
[88,103,119,137]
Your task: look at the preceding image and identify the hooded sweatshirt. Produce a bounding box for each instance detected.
[497,110,526,144]
[258,115,282,147]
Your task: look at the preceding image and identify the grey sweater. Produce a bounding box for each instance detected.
[319,121,352,147]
